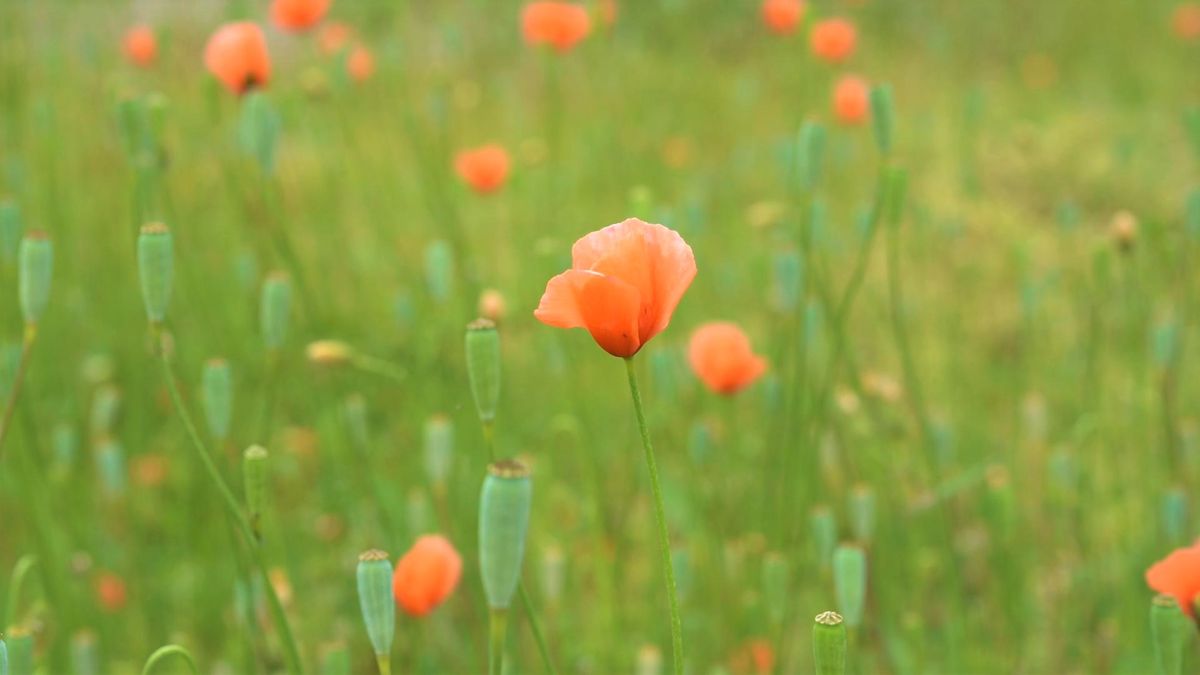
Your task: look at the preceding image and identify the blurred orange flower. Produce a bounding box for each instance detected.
[318,21,353,54]
[810,18,857,63]
[204,22,271,95]
[132,453,170,487]
[833,75,870,125]
[271,0,331,32]
[393,535,462,617]
[762,0,804,35]
[535,218,696,358]
[122,25,157,68]
[522,2,592,52]
[688,322,767,395]
[347,45,375,82]
[1147,543,1200,615]
[1174,3,1200,40]
[455,145,511,194]
[95,572,128,613]
[731,638,776,674]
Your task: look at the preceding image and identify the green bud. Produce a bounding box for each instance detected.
[848,485,875,544]
[796,120,826,191]
[356,550,396,660]
[833,545,867,627]
[260,273,292,352]
[6,628,32,675]
[244,445,268,537]
[97,439,127,499]
[813,611,847,675]
[70,631,98,675]
[465,319,501,424]
[137,223,174,324]
[201,358,233,442]
[423,416,454,487]
[762,552,788,624]
[0,200,21,266]
[810,506,837,567]
[1152,594,1190,675]
[237,91,281,175]
[424,240,454,303]
[18,232,52,326]
[869,84,895,155]
[479,460,533,609]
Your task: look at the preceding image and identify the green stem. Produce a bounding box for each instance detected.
[155,328,304,675]
[0,325,35,464]
[4,555,36,630]
[623,357,684,675]
[489,608,508,675]
[374,653,392,675]
[142,645,200,675]
[350,353,407,385]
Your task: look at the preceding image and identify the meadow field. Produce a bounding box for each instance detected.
[1,1,1199,673]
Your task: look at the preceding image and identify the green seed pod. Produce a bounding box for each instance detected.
[869,84,895,155]
[243,445,269,537]
[237,91,281,175]
[6,628,32,675]
[1152,594,1190,675]
[465,319,501,424]
[97,439,127,499]
[89,384,121,440]
[70,630,98,675]
[796,120,826,191]
[762,552,788,624]
[356,550,396,660]
[424,240,454,303]
[18,232,52,326]
[810,506,837,567]
[848,485,875,544]
[1162,489,1188,544]
[479,460,533,610]
[423,416,454,487]
[771,249,803,313]
[833,545,867,627]
[0,200,21,267]
[201,358,233,442]
[137,223,174,324]
[813,611,847,675]
[260,273,292,352]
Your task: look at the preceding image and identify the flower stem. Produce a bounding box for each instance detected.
[0,325,36,464]
[489,608,508,675]
[374,654,392,675]
[141,644,200,675]
[624,357,684,675]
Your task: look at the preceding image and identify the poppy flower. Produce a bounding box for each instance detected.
[810,18,856,63]
[688,322,767,395]
[318,21,353,54]
[393,535,462,616]
[730,638,776,674]
[455,145,511,194]
[271,0,331,32]
[1146,542,1200,615]
[762,0,804,35]
[1174,3,1200,40]
[833,75,870,125]
[95,572,128,612]
[347,45,375,82]
[522,2,591,52]
[535,218,697,358]
[204,22,271,95]
[122,25,157,68]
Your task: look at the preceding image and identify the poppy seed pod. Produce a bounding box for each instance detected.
[18,232,52,326]
[478,460,533,609]
[244,445,269,537]
[813,611,847,675]
[69,631,98,675]
[869,84,895,155]
[260,273,292,351]
[796,121,826,191]
[356,550,396,663]
[0,200,21,266]
[97,439,127,500]
[5,628,31,675]
[1151,593,1190,675]
[833,545,866,627]
[237,92,281,175]
[202,359,233,442]
[465,319,501,424]
[137,223,174,324]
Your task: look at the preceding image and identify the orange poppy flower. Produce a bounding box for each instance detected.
[347,45,374,82]
[762,0,804,35]
[522,2,592,52]
[688,322,767,395]
[318,21,353,54]
[731,638,776,674]
[1147,543,1200,615]
[271,0,331,32]
[392,535,462,617]
[204,22,271,95]
[535,218,697,358]
[833,75,870,125]
[95,572,128,612]
[810,18,856,63]
[455,145,511,194]
[123,25,157,68]
[1174,4,1200,40]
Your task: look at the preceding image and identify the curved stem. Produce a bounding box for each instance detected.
[4,555,37,630]
[0,325,36,464]
[141,645,199,675]
[624,357,684,675]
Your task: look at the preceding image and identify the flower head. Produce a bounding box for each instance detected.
[271,0,331,32]
[833,75,870,125]
[762,0,804,35]
[688,322,767,395]
[1147,542,1200,615]
[393,535,462,617]
[123,25,157,68]
[810,18,856,63]
[204,22,271,95]
[455,145,511,194]
[522,2,591,52]
[347,45,375,82]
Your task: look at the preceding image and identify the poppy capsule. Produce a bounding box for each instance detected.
[392,535,462,616]
[137,223,174,324]
[465,319,501,424]
[688,322,767,395]
[123,25,157,67]
[762,0,804,35]
[833,545,866,627]
[535,218,697,358]
[833,76,869,126]
[5,628,30,675]
[478,460,533,610]
[357,550,396,664]
[347,45,375,82]
[260,272,292,352]
[810,18,856,63]
[18,232,52,327]
[1146,543,1200,615]
[521,2,592,52]
[1151,594,1191,675]
[71,631,98,675]
[204,22,271,95]
[813,611,847,675]
[271,0,331,32]
[455,145,511,194]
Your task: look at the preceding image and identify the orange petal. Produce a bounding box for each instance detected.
[535,269,642,357]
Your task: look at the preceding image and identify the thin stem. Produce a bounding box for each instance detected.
[489,608,508,675]
[141,645,200,675]
[623,357,684,675]
[4,555,37,630]
[374,653,392,675]
[0,325,36,464]
[350,353,408,385]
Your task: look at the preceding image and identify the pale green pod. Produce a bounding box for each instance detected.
[356,550,395,658]
[1152,594,1190,675]
[479,460,532,609]
[260,273,292,351]
[650,349,679,403]
[237,91,281,175]
[1162,489,1188,544]
[465,319,501,424]
[813,611,847,675]
[869,84,895,155]
[424,240,454,303]
[833,545,867,627]
[244,446,269,537]
[810,506,837,567]
[848,485,875,544]
[89,384,121,439]
[5,628,31,675]
[18,232,52,326]
[70,630,98,675]
[423,416,454,486]
[137,223,174,323]
[0,200,21,266]
[762,552,788,624]
[97,440,127,499]
[796,120,826,190]
[771,250,802,313]
[201,358,233,442]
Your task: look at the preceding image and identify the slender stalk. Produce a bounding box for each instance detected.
[623,357,684,675]
[154,328,304,674]
[4,555,36,630]
[0,325,35,463]
[489,608,508,675]
[350,353,407,385]
[374,654,392,675]
[141,645,200,675]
